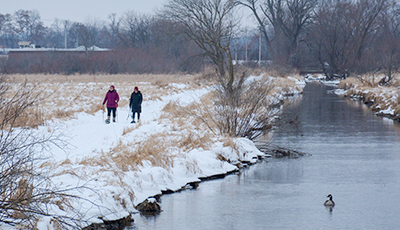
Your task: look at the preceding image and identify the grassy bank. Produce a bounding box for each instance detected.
[338,74,400,121]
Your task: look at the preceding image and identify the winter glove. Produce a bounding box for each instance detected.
[102,105,105,112]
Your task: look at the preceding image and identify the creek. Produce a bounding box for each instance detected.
[130,82,400,230]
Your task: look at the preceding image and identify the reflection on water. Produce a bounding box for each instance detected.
[131,82,400,230]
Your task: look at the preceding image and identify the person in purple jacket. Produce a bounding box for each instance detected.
[102,85,119,123]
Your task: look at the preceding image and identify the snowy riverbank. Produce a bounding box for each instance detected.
[336,76,400,122]
[2,74,306,228]
[305,74,400,122]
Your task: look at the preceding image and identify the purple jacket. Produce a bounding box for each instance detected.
[103,90,119,108]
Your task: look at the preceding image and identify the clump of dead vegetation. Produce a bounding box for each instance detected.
[169,72,304,141]
[339,73,400,120]
[78,130,213,174]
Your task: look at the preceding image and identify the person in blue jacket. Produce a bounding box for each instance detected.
[129,86,143,123]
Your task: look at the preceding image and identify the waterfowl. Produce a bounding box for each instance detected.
[324,194,335,207]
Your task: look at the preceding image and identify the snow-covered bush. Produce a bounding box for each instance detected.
[0,76,86,228]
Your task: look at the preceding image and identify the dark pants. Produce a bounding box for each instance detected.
[107,107,116,118]
[132,110,140,121]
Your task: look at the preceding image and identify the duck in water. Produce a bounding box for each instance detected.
[324,194,335,207]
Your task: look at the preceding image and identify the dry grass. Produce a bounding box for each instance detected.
[3,73,204,122]
[9,72,305,176]
[395,101,400,116]
[182,158,201,174]
[75,98,216,173]
[222,137,239,151]
[122,126,137,135]
[340,75,400,118]
[8,73,199,85]
[178,132,212,152]
[160,96,219,135]
[338,77,360,89]
[78,133,175,172]
[87,103,104,115]
[78,150,109,168]
[3,72,298,126]
[5,106,45,129]
[340,73,400,88]
[59,158,72,166]
[262,73,303,96]
[159,72,303,141]
[109,134,175,171]
[52,109,74,120]
[160,101,187,119]
[53,169,79,178]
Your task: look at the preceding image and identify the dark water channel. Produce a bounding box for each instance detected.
[131,82,400,230]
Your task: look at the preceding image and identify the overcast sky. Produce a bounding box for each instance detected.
[1,0,168,26]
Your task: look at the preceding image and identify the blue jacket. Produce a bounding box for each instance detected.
[129,91,143,112]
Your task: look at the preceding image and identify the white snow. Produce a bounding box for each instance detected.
[334,79,400,118]
[334,88,347,95]
[26,77,292,228]
[0,75,306,229]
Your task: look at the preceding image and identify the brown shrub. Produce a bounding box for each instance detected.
[178,132,211,152]
[60,158,72,166]
[222,137,239,156]
[4,106,45,129]
[53,109,74,119]
[122,126,136,136]
[87,103,104,115]
[111,135,174,171]
[394,104,400,118]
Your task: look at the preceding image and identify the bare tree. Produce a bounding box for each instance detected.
[238,0,317,66]
[107,13,121,48]
[13,9,47,44]
[71,19,103,50]
[352,0,388,61]
[0,13,17,48]
[117,11,152,48]
[177,77,281,140]
[212,78,279,139]
[0,76,96,228]
[305,1,353,78]
[305,0,388,79]
[372,0,400,84]
[162,0,239,91]
[162,0,288,139]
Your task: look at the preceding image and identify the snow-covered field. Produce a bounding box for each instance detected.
[3,74,306,228]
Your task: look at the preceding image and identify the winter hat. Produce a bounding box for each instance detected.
[110,85,115,89]
[134,86,139,91]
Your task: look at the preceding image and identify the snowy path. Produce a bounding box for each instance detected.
[35,85,264,226]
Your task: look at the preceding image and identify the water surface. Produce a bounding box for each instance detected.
[131,82,400,230]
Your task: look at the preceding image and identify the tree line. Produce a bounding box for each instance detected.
[1,0,400,80]
[0,9,206,74]
[238,0,400,81]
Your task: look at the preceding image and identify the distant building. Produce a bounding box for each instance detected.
[18,41,33,48]
[7,45,109,57]
[2,42,112,73]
